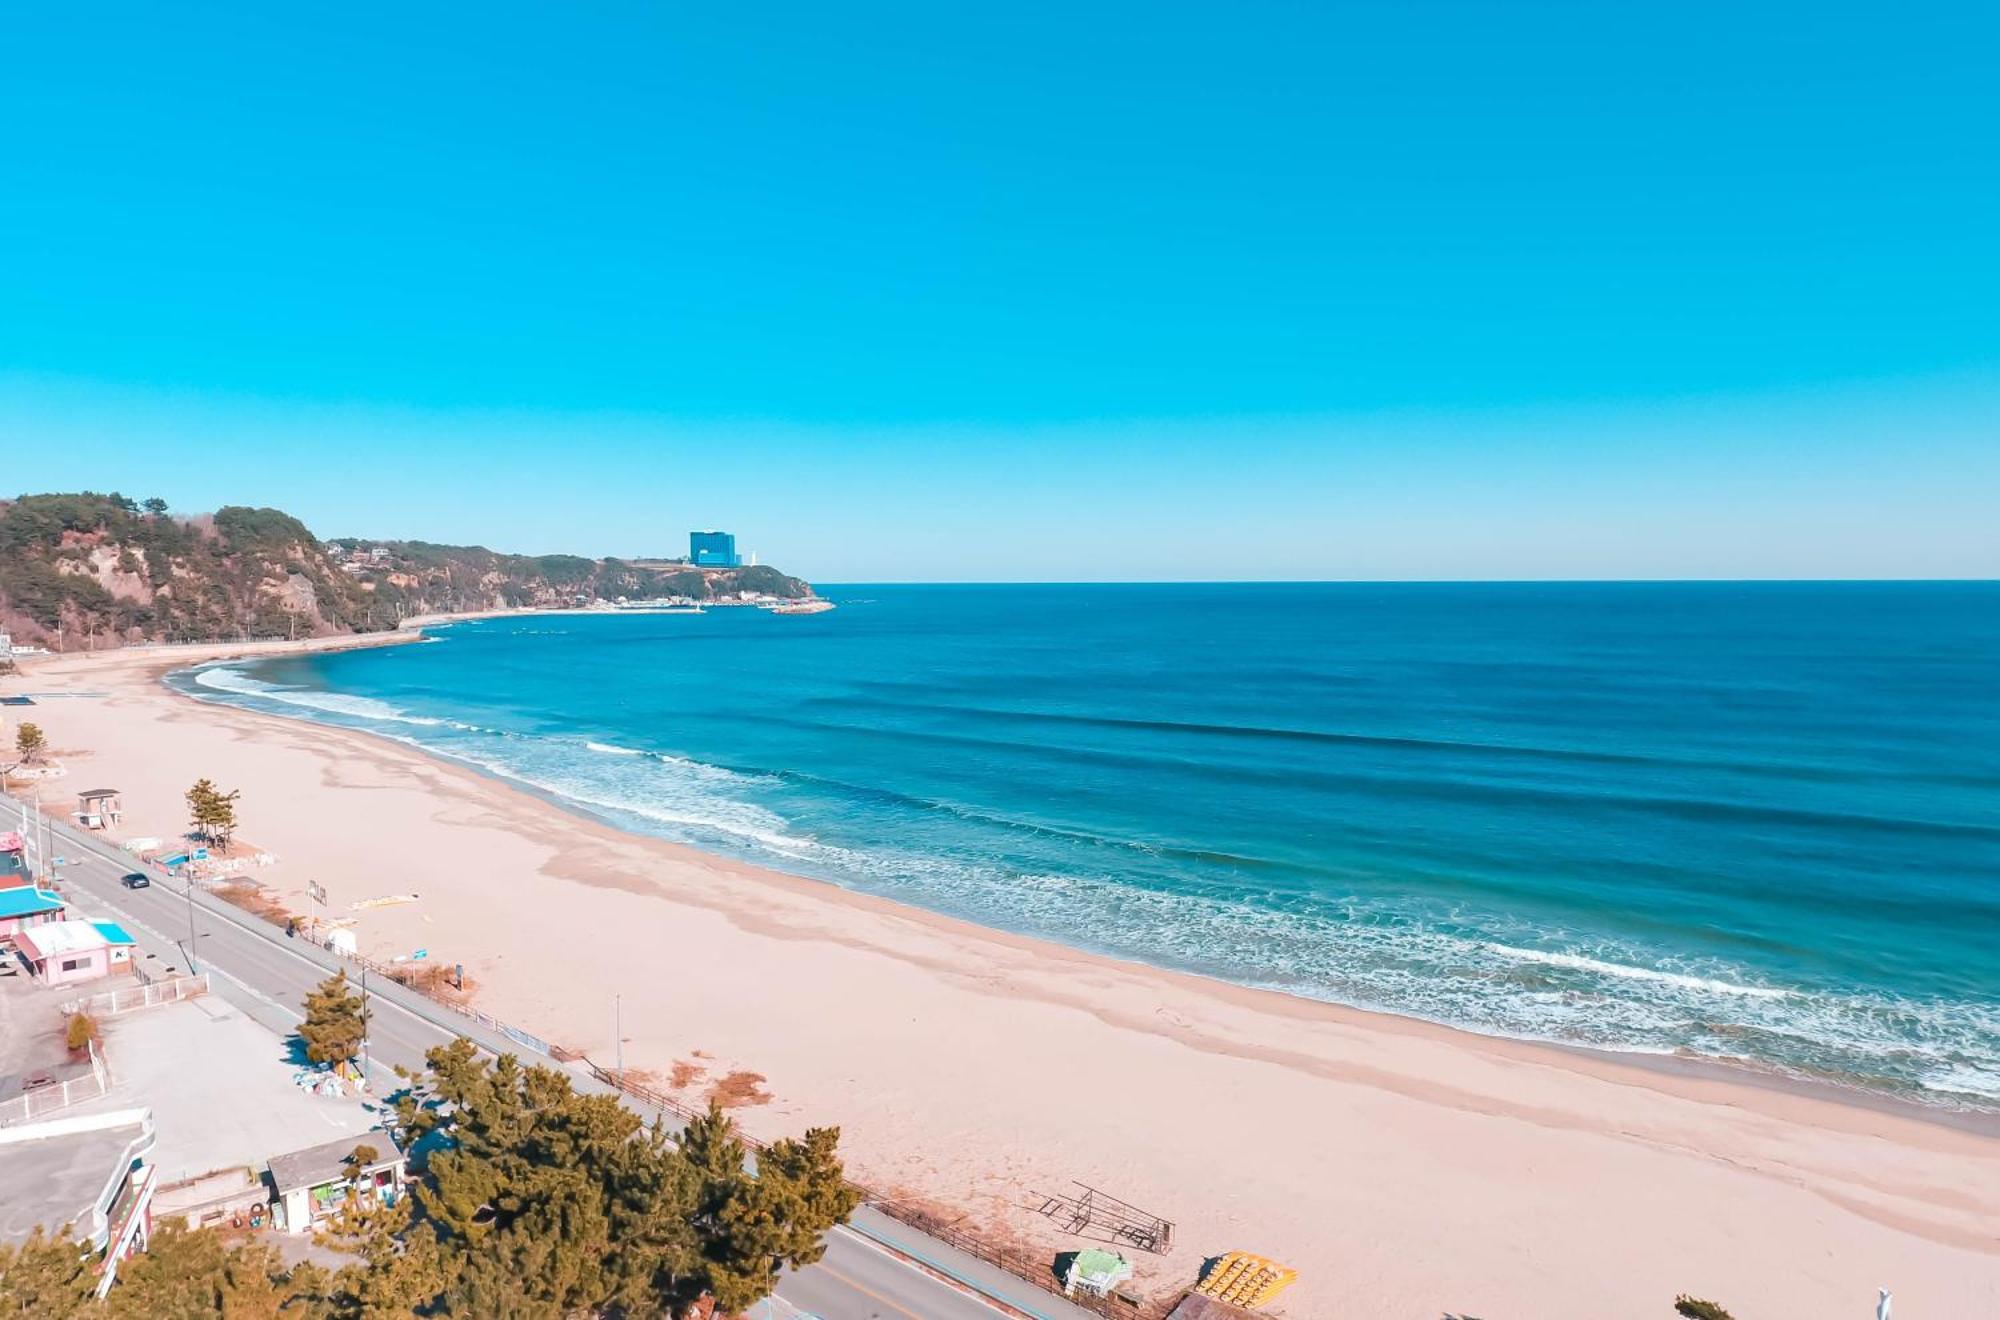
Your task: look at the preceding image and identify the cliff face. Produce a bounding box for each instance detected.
[0,493,813,648]
[0,495,375,645]
[321,539,814,616]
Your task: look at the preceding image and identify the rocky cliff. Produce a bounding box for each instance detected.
[0,493,812,648]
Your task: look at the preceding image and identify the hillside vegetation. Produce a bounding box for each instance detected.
[0,492,812,648]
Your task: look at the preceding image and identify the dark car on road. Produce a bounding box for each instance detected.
[121,872,151,889]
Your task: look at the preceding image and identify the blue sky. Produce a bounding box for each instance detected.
[2,3,1995,580]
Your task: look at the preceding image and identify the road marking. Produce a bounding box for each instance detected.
[40,811,1054,1320]
[831,1225,1023,1318]
[58,829,448,1044]
[815,1262,927,1320]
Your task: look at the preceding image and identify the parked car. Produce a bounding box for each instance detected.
[121,872,151,889]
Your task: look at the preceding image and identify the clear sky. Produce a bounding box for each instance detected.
[2,3,1995,580]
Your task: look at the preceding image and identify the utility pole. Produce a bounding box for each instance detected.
[360,968,372,1085]
[184,874,200,974]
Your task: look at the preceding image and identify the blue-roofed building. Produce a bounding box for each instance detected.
[689,530,739,568]
[0,886,66,942]
[91,920,137,947]
[17,918,134,985]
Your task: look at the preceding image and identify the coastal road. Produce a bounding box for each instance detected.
[31,809,1100,1320]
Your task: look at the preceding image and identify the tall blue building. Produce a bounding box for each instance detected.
[690,530,739,568]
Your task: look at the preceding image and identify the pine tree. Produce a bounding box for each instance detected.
[676,1105,859,1314]
[184,778,241,849]
[104,1223,307,1318]
[320,1194,451,1320]
[385,1041,855,1318]
[0,1226,95,1318]
[299,971,367,1068]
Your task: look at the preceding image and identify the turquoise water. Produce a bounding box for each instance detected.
[174,583,2000,1106]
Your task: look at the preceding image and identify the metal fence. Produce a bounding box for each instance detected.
[869,1198,1166,1320]
[0,1040,111,1126]
[68,972,210,1018]
[334,947,560,1059]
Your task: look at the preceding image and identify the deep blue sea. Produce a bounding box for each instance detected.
[172,583,2000,1106]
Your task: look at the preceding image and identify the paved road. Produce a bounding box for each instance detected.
[31,810,1099,1320]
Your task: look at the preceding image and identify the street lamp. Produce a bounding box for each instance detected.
[183,875,200,974]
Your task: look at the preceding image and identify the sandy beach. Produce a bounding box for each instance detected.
[5,635,1997,1318]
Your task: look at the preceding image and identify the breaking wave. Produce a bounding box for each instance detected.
[172,646,2000,1110]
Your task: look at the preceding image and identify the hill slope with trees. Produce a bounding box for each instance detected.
[0,492,813,648]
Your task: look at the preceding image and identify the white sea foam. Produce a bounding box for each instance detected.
[194,665,442,725]
[181,659,2000,1108]
[1482,943,1794,999]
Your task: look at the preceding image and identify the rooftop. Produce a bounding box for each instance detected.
[17,920,131,961]
[0,887,64,919]
[0,1109,154,1247]
[268,1130,403,1196]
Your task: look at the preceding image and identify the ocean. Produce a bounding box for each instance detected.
[171,582,2000,1107]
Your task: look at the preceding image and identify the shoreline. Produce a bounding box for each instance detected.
[9,635,1999,1316]
[160,654,2000,1138]
[154,629,2000,1135]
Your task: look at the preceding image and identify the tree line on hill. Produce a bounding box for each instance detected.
[0,492,812,649]
[0,974,860,1319]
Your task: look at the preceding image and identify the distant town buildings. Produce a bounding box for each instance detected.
[689,530,740,568]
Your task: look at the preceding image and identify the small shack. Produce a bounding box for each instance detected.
[1062,1248,1135,1299]
[15,920,136,985]
[267,1131,405,1234]
[75,789,124,831]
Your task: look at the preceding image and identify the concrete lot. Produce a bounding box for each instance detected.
[83,996,386,1186]
[0,970,89,1101]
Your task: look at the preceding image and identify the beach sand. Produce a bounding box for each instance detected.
[6,636,1997,1318]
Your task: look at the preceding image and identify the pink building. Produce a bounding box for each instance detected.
[15,921,137,986]
[0,885,66,944]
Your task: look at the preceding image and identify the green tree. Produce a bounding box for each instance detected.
[103,1223,306,1319]
[0,1226,95,1318]
[299,971,367,1069]
[341,1144,380,1181]
[142,498,169,517]
[679,1106,860,1313]
[319,1193,450,1320]
[184,779,241,849]
[1675,1298,1737,1320]
[403,1039,699,1316]
[14,722,48,764]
